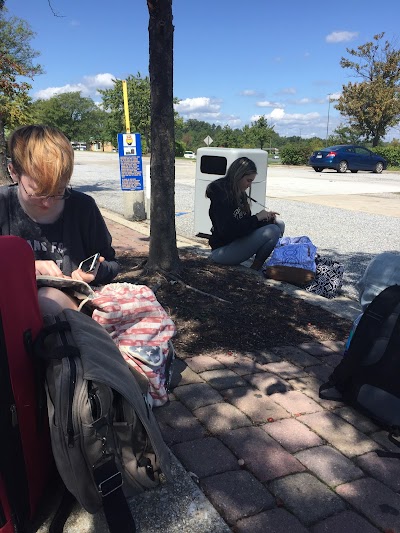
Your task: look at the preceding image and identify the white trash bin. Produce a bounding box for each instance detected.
[193,148,268,237]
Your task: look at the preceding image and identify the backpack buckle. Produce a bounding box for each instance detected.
[94,457,123,497]
[98,471,123,497]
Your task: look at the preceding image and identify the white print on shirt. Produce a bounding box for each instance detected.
[233,207,247,220]
[28,240,64,254]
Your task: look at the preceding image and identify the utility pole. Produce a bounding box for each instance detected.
[326,94,332,146]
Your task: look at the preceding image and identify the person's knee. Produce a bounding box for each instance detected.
[38,287,78,315]
[260,223,281,244]
[275,218,285,236]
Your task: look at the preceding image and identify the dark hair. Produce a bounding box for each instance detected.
[225,157,257,213]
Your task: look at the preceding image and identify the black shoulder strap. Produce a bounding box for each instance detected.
[49,461,136,533]
[93,458,136,532]
[332,284,400,385]
[49,487,76,533]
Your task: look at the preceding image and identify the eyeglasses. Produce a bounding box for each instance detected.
[19,179,72,200]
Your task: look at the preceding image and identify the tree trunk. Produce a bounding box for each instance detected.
[146,0,180,273]
[0,115,10,185]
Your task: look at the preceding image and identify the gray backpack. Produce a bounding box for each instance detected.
[34,308,172,532]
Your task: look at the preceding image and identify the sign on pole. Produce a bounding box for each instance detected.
[117,133,144,191]
[204,135,213,146]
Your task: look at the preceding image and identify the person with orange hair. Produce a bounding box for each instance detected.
[0,124,119,313]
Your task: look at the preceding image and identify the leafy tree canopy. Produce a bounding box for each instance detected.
[99,73,151,150]
[248,116,277,150]
[31,91,104,142]
[336,33,400,146]
[0,7,42,182]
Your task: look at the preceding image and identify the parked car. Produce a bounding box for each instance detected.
[183,150,196,159]
[308,145,387,174]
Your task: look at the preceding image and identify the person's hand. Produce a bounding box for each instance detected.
[256,210,280,223]
[35,260,65,277]
[71,256,104,283]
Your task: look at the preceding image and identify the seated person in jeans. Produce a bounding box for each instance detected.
[206,157,285,271]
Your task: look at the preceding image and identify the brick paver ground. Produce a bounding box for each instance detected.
[105,216,400,533]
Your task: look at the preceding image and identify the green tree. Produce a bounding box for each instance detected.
[31,92,101,142]
[336,33,400,146]
[0,8,42,183]
[99,74,151,150]
[330,124,363,145]
[248,116,276,150]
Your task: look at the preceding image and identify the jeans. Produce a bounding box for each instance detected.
[210,218,285,266]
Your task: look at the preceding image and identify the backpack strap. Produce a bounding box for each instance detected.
[49,463,136,533]
[34,320,81,360]
[332,284,400,385]
[93,458,136,533]
[49,486,76,533]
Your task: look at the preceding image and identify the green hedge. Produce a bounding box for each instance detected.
[280,144,312,165]
[372,146,400,167]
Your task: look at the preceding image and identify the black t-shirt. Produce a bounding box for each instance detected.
[1,184,119,285]
[9,189,65,269]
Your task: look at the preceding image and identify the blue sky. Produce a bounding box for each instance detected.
[6,0,400,140]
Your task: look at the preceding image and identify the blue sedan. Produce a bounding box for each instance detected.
[308,145,387,174]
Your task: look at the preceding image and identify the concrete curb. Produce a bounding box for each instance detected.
[101,208,362,323]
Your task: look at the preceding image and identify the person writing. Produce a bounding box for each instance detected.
[0,124,119,313]
[206,156,285,271]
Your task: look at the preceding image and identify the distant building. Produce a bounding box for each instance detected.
[71,141,116,152]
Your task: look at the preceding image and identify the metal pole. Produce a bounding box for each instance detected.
[122,80,131,133]
[326,94,331,145]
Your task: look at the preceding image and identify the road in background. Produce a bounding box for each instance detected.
[71,152,400,300]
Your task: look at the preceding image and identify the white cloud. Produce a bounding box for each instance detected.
[292,98,312,105]
[83,73,115,89]
[34,73,116,100]
[251,109,327,138]
[326,31,358,43]
[174,97,222,114]
[174,97,241,126]
[256,100,285,108]
[240,89,264,97]
[279,87,296,95]
[35,84,88,99]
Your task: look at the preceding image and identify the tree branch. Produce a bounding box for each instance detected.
[47,0,65,17]
[161,270,231,304]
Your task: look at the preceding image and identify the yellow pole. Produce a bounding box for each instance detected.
[122,80,131,133]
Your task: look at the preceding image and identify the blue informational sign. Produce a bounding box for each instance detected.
[117,133,144,191]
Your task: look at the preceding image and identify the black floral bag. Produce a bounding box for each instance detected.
[304,256,344,299]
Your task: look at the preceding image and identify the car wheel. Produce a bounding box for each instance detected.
[337,161,348,173]
[313,167,323,172]
[373,162,384,174]
[350,170,358,173]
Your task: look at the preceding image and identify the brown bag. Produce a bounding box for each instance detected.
[264,265,315,287]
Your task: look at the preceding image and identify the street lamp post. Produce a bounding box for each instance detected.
[326,94,332,146]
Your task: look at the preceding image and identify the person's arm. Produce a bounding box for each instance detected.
[64,192,119,285]
[87,202,119,285]
[211,195,259,242]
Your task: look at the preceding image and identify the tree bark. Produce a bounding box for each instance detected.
[146,0,180,273]
[0,115,10,185]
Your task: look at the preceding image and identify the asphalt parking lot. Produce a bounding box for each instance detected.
[71,152,400,301]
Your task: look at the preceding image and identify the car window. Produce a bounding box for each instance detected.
[354,147,370,156]
[344,147,355,153]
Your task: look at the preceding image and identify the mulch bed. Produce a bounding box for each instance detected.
[115,250,352,359]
